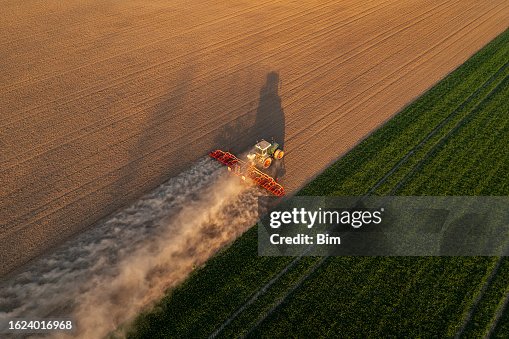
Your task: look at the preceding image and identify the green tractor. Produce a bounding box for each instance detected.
[246,139,284,169]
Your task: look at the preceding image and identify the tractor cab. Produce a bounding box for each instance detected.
[255,140,271,157]
[247,139,284,169]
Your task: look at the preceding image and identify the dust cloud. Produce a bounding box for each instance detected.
[0,157,264,338]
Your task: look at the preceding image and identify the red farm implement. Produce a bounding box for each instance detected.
[209,149,285,197]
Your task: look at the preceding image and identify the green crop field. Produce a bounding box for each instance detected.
[126,28,509,338]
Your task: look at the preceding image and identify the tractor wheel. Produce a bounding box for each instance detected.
[263,157,272,168]
[274,149,284,160]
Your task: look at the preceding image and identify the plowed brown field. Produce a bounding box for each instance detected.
[1,0,508,276]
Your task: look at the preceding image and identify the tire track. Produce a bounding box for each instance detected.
[390,70,509,195]
[241,257,328,339]
[368,60,509,196]
[485,282,509,338]
[375,258,437,332]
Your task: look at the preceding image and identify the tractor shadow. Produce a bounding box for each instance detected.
[255,71,286,180]
[215,71,286,180]
[254,71,285,147]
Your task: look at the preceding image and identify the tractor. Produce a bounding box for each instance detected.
[246,139,284,169]
[209,139,286,196]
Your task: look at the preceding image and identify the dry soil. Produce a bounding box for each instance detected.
[1,0,508,275]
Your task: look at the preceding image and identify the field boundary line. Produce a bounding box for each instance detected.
[284,1,509,151]
[368,59,509,195]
